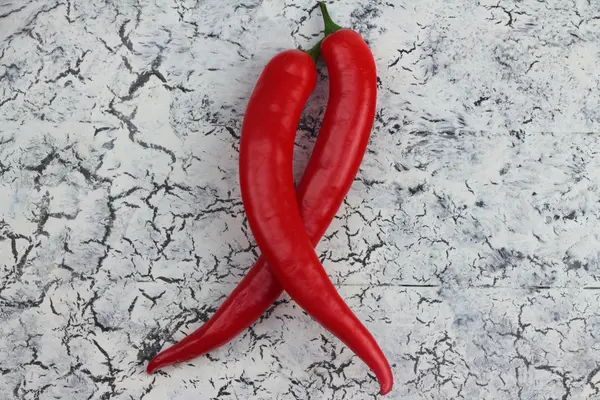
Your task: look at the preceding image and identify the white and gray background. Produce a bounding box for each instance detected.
[1,0,600,399]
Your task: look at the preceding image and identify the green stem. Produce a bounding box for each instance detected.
[319,2,342,36]
[304,39,322,63]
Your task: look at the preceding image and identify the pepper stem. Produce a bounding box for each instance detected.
[319,2,342,36]
[304,39,322,64]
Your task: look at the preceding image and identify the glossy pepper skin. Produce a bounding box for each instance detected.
[146,7,392,394]
[238,41,392,395]
[146,33,380,372]
[146,49,318,374]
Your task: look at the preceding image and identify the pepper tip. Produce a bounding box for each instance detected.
[146,363,157,375]
[146,355,164,375]
[379,381,393,395]
[376,366,394,395]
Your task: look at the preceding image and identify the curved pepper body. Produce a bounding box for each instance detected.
[298,28,377,241]
[146,49,317,373]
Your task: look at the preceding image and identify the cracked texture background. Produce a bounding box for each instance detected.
[1,0,600,399]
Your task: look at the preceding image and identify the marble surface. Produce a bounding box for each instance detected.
[1,0,600,399]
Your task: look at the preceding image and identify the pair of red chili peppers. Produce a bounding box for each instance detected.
[147,3,393,395]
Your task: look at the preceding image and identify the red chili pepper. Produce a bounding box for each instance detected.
[238,5,392,394]
[146,47,320,374]
[147,3,392,394]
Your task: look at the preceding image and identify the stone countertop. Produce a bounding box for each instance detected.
[1,1,600,399]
